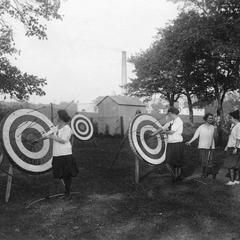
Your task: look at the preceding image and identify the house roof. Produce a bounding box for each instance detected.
[96,95,146,107]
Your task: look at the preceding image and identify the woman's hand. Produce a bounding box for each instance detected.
[233,148,238,155]
[185,141,191,146]
[44,134,54,139]
[151,127,163,137]
[45,134,67,144]
[224,146,228,152]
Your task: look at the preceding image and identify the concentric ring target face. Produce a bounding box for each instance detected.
[128,114,167,165]
[71,114,93,140]
[0,109,54,174]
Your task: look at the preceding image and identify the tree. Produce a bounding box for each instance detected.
[127,42,182,107]
[167,0,240,120]
[156,11,209,122]
[0,0,62,100]
[129,0,240,124]
[0,58,46,100]
[127,11,207,122]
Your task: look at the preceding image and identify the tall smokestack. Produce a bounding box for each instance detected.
[121,51,127,95]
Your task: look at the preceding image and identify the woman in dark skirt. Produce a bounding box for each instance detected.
[45,109,78,199]
[224,110,240,185]
[186,113,217,179]
[153,107,184,181]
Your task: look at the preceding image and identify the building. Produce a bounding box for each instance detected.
[96,95,146,135]
[77,102,96,113]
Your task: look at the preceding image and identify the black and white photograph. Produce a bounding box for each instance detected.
[0,0,240,239]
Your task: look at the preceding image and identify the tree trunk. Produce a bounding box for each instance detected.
[186,93,194,123]
[217,103,224,122]
[216,98,224,147]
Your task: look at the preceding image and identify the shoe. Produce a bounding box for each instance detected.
[234,180,240,184]
[175,176,184,182]
[226,181,235,185]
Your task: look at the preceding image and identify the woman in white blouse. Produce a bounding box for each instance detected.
[153,107,184,182]
[224,110,240,185]
[186,113,217,179]
[45,110,78,199]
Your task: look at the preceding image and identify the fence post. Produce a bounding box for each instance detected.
[120,116,124,137]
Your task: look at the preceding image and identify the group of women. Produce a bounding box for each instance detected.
[45,106,240,201]
[159,107,240,185]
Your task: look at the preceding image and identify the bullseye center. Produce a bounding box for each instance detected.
[21,128,43,152]
[144,130,158,149]
[78,123,86,131]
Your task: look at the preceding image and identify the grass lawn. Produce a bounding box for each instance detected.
[0,135,239,240]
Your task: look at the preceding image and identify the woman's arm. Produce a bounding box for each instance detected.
[151,122,171,137]
[185,127,200,145]
[46,134,67,144]
[151,127,163,136]
[46,126,71,144]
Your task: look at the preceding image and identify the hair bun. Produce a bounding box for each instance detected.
[167,107,179,115]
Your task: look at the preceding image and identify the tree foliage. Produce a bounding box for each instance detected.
[0,0,62,100]
[127,40,182,106]
[128,0,240,122]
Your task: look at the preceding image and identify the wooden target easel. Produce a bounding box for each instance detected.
[111,114,168,183]
[0,153,15,203]
[110,134,165,183]
[0,152,12,202]
[0,108,54,202]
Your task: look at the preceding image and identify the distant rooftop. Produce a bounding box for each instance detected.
[96,95,146,107]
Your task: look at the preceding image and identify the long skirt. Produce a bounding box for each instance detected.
[199,149,218,175]
[199,149,214,168]
[52,154,79,179]
[223,148,240,169]
[165,142,184,167]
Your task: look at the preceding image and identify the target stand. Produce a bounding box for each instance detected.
[71,113,107,155]
[0,152,12,202]
[111,114,169,183]
[0,153,14,203]
[0,108,54,202]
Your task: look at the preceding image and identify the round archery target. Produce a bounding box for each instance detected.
[71,114,93,140]
[0,109,54,174]
[128,114,167,165]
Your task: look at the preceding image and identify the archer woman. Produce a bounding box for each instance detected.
[152,107,184,182]
[45,109,78,200]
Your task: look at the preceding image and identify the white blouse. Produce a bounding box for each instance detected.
[163,117,183,143]
[191,124,215,149]
[227,122,240,148]
[52,125,72,156]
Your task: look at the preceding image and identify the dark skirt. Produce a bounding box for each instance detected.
[52,154,79,179]
[223,148,240,169]
[199,149,214,168]
[165,142,184,167]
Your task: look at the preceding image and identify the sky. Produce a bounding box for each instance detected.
[11,0,179,104]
